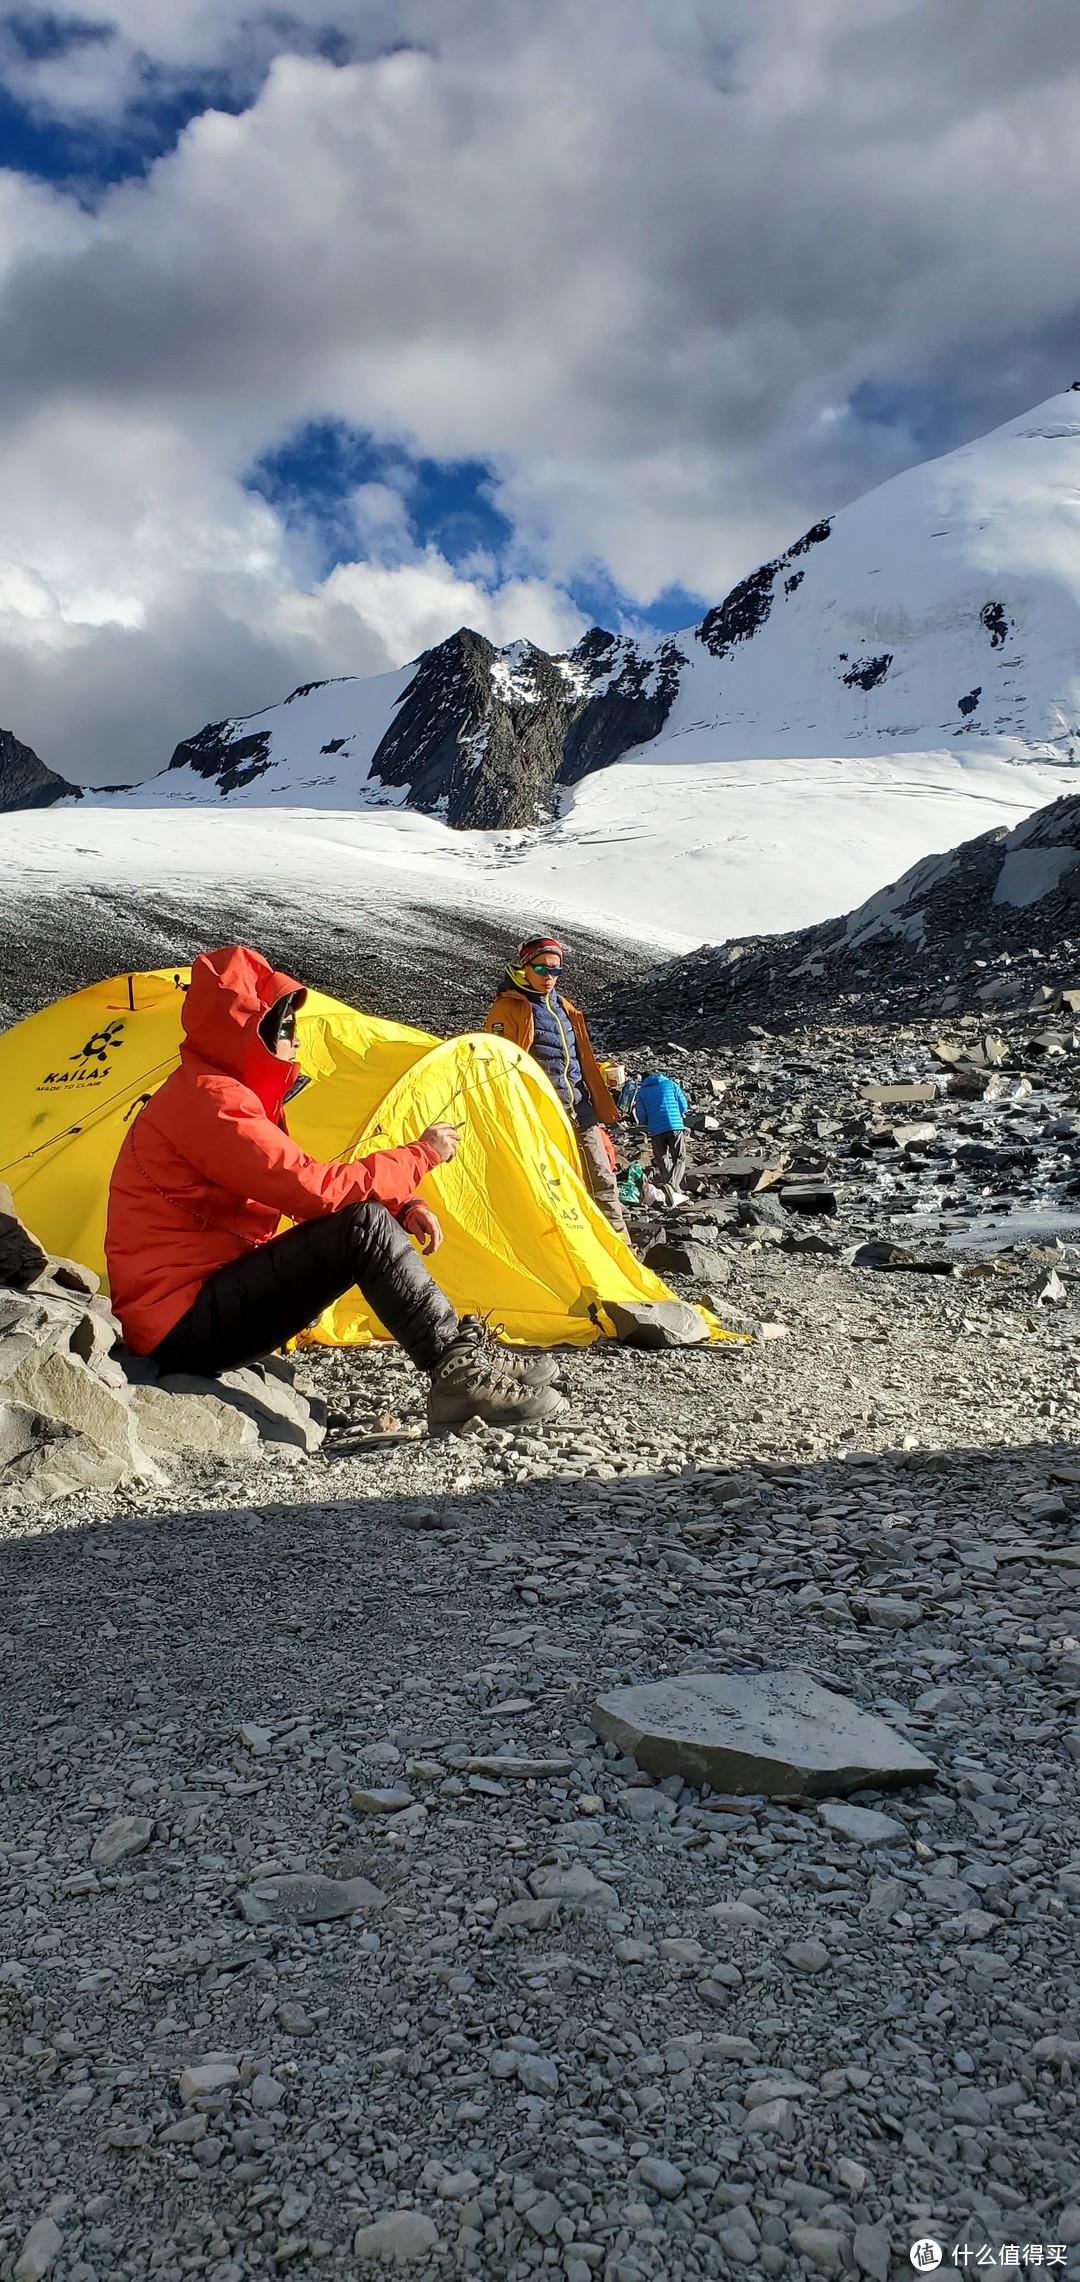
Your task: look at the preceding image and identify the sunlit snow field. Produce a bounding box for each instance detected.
[8,741,1068,958]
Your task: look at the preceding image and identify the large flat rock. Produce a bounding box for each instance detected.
[605,1298,710,1348]
[591,1670,936,1798]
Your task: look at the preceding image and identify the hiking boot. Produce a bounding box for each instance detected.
[428,1322,567,1430]
[458,1314,561,1387]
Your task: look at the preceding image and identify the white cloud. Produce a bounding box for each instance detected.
[0,0,1079,780]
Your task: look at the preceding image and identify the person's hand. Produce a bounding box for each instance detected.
[420,1122,460,1163]
[401,1201,443,1254]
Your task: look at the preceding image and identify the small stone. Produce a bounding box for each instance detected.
[743,2097,793,2137]
[248,2073,286,2110]
[817,1801,907,1846]
[858,1594,924,1630]
[495,1897,560,1932]
[238,1872,385,1925]
[436,2170,481,2201]
[617,1788,677,1824]
[350,1786,416,1815]
[179,2061,240,2103]
[716,2225,758,2264]
[240,1721,273,1755]
[867,1875,907,1913]
[89,1815,153,1868]
[643,1239,728,1281]
[659,1937,703,1965]
[784,1940,830,1973]
[636,2157,685,2199]
[745,2075,815,2106]
[836,2157,871,2194]
[705,1900,768,1929]
[352,2210,440,2265]
[14,2217,64,2282]
[523,2193,563,2239]
[853,2222,890,2281]
[788,2223,846,2272]
[158,2114,208,2144]
[1057,2207,1080,2246]
[516,2053,559,2095]
[527,1862,618,1910]
[131,1381,261,1462]
[277,2002,316,2036]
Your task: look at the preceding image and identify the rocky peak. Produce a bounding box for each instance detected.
[0,725,81,813]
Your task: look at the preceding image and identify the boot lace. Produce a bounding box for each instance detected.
[447,1316,522,1390]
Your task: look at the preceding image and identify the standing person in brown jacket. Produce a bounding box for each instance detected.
[484,935,630,1237]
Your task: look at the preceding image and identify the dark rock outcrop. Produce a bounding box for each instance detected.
[166,722,274,796]
[364,625,686,828]
[697,516,832,662]
[599,789,1080,1045]
[0,726,80,813]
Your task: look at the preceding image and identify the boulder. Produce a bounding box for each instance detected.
[0,1183,49,1287]
[591,1670,936,1798]
[643,1239,728,1281]
[0,1340,162,1479]
[131,1382,262,1462]
[736,1193,785,1229]
[159,1363,325,1452]
[31,1254,101,1296]
[0,1415,129,1509]
[605,1298,710,1348]
[0,1399,40,1468]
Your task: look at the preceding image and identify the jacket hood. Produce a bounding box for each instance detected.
[182,946,306,1089]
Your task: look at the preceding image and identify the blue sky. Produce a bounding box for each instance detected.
[246,421,708,633]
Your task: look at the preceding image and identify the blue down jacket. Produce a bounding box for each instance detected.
[633,1073,689,1135]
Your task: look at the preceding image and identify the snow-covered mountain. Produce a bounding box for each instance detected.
[105,388,1080,826]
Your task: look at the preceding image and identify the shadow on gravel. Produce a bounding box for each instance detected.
[0,887,653,1036]
[2,1440,1077,2282]
[5,1433,1080,1727]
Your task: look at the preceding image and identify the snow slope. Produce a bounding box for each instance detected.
[13,741,1064,953]
[7,391,1075,994]
[97,389,1080,817]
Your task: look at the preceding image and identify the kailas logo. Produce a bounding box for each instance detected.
[38,1018,126,1092]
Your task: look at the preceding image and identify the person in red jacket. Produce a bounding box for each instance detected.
[105,945,561,1429]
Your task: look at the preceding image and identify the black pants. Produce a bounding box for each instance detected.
[152,1202,460,1378]
[650,1130,687,1190]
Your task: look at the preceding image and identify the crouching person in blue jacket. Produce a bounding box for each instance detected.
[634,1071,690,1196]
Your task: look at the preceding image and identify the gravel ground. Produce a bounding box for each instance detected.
[4,1246,1080,2282]
[0,884,652,1041]
[4,1012,1080,2282]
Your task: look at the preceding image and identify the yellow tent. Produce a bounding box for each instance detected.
[0,967,736,1349]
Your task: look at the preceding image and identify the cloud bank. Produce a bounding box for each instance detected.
[1,0,1079,782]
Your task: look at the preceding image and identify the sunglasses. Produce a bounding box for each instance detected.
[529,962,561,975]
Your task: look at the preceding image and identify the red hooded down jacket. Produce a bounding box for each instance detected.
[105,945,440,1355]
